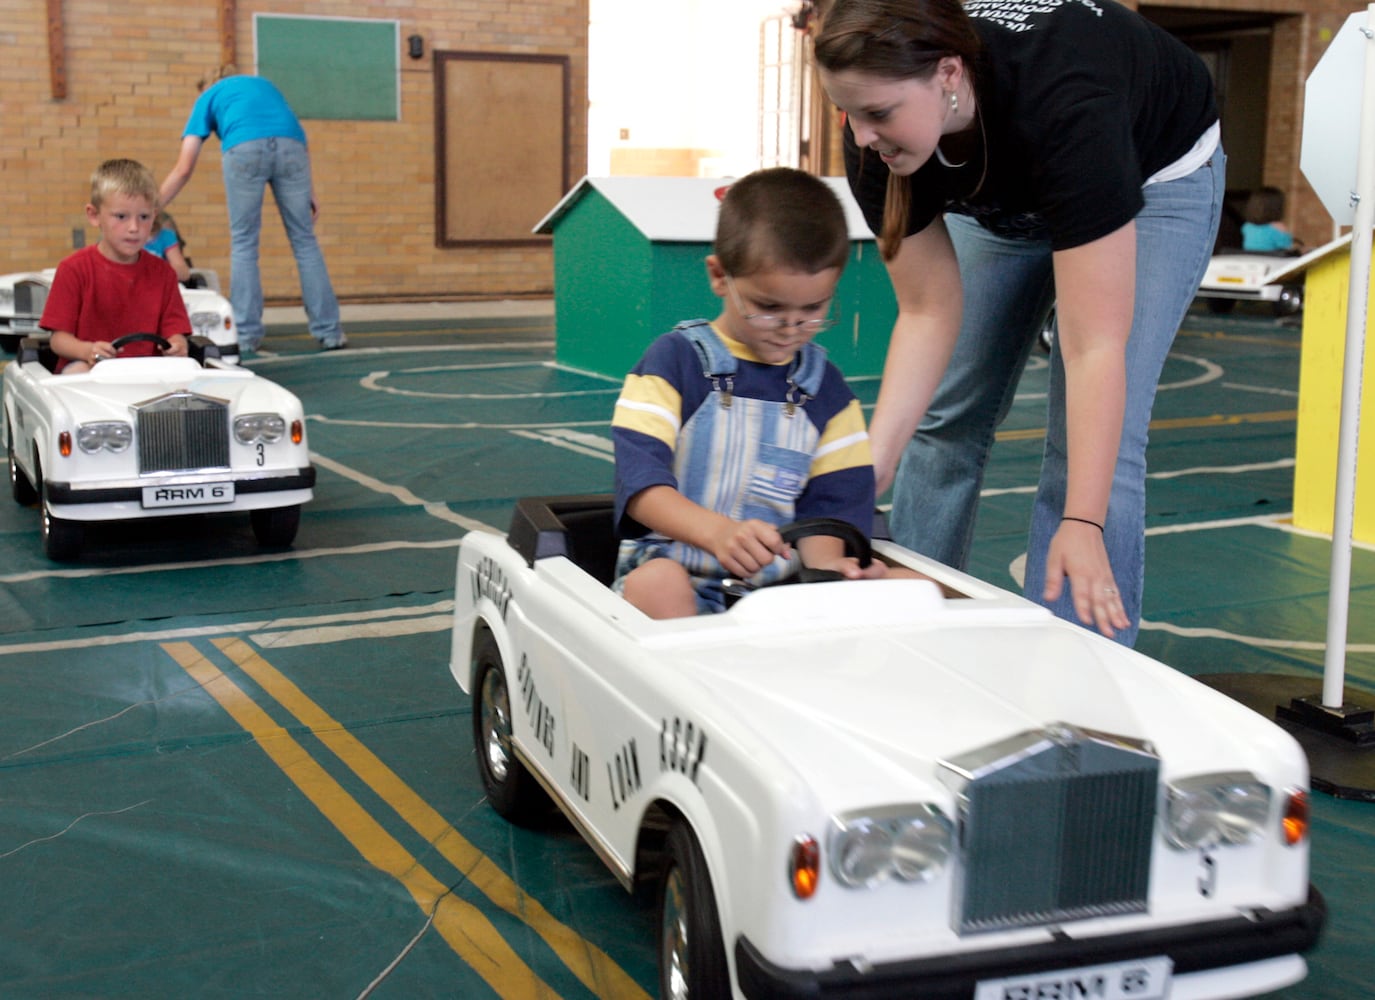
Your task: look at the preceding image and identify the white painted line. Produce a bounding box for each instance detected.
[0,538,467,586]
[309,453,500,533]
[509,429,615,462]
[0,599,456,660]
[250,614,454,648]
[980,458,1298,498]
[246,341,554,366]
[309,414,610,431]
[1221,381,1299,398]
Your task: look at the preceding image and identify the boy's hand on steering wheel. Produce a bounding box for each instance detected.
[709,518,787,578]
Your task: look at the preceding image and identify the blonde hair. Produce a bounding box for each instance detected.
[89,158,158,210]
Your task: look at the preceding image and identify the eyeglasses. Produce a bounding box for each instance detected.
[724,275,837,334]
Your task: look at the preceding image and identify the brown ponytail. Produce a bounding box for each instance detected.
[815,0,980,260]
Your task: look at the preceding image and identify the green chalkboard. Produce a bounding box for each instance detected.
[255,15,399,121]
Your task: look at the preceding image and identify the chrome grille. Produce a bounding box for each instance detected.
[134,393,230,473]
[942,726,1158,934]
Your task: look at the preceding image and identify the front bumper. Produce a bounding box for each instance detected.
[45,466,316,506]
[736,887,1325,1000]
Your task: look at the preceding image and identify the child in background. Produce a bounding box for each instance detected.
[41,159,190,373]
[145,211,193,284]
[1241,186,1300,253]
[611,168,904,619]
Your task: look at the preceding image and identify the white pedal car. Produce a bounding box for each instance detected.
[450,496,1325,1000]
[4,336,313,559]
[0,267,240,361]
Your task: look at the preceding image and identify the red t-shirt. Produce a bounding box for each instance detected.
[40,245,192,368]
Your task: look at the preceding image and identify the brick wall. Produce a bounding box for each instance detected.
[0,0,588,303]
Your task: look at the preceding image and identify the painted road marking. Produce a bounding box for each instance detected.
[162,637,649,999]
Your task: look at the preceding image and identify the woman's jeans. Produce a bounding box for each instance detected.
[221,137,343,349]
[888,150,1226,645]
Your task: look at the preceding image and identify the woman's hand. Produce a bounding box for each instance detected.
[1043,519,1130,637]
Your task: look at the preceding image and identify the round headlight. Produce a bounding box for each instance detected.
[1215,780,1272,844]
[832,819,894,888]
[1164,784,1219,849]
[891,808,952,882]
[829,805,952,889]
[1165,773,1272,850]
[76,421,132,454]
[234,413,287,444]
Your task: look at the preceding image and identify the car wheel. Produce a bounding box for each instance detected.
[0,333,19,354]
[8,423,37,506]
[1206,297,1236,315]
[660,822,730,1000]
[1037,306,1056,354]
[250,505,301,547]
[472,630,548,823]
[1274,285,1303,317]
[40,468,82,561]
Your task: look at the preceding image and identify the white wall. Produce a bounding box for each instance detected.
[588,0,802,177]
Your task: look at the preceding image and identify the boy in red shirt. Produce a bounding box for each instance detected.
[41,159,191,373]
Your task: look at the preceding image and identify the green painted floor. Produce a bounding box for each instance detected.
[1,308,1370,998]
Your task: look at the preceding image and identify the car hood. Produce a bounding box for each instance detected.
[43,361,291,419]
[643,581,1296,811]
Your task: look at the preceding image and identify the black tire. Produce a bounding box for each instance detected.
[8,422,37,506]
[659,822,731,1000]
[1274,285,1303,317]
[250,505,301,547]
[40,471,82,561]
[1037,306,1056,354]
[0,333,19,355]
[1206,297,1236,315]
[472,630,548,823]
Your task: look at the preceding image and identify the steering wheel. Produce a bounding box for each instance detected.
[111,333,173,355]
[780,517,872,582]
[720,517,873,602]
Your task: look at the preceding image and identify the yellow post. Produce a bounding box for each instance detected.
[1293,242,1375,543]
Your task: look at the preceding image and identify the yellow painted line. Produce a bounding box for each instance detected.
[161,641,561,999]
[994,409,1297,443]
[209,637,651,1000]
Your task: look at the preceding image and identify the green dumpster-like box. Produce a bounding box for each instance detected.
[534,176,897,380]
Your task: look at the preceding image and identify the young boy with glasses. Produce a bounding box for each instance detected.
[611,167,899,618]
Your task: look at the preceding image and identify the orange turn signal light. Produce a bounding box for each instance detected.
[789,835,820,899]
[1282,790,1310,846]
[58,431,72,457]
[290,419,304,445]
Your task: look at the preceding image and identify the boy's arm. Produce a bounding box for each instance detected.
[50,330,113,365]
[627,485,787,579]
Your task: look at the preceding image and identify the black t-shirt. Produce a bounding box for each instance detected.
[844,0,1218,251]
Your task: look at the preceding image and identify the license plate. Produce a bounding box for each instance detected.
[142,482,235,508]
[974,955,1172,1000]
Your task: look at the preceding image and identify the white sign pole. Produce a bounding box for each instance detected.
[1322,4,1375,708]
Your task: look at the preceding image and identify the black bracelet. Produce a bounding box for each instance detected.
[1061,515,1104,532]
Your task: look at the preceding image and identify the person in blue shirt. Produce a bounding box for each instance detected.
[158,68,346,352]
[144,212,191,284]
[1241,186,1299,254]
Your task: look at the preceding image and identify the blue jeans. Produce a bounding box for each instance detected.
[222,137,343,348]
[888,150,1226,645]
